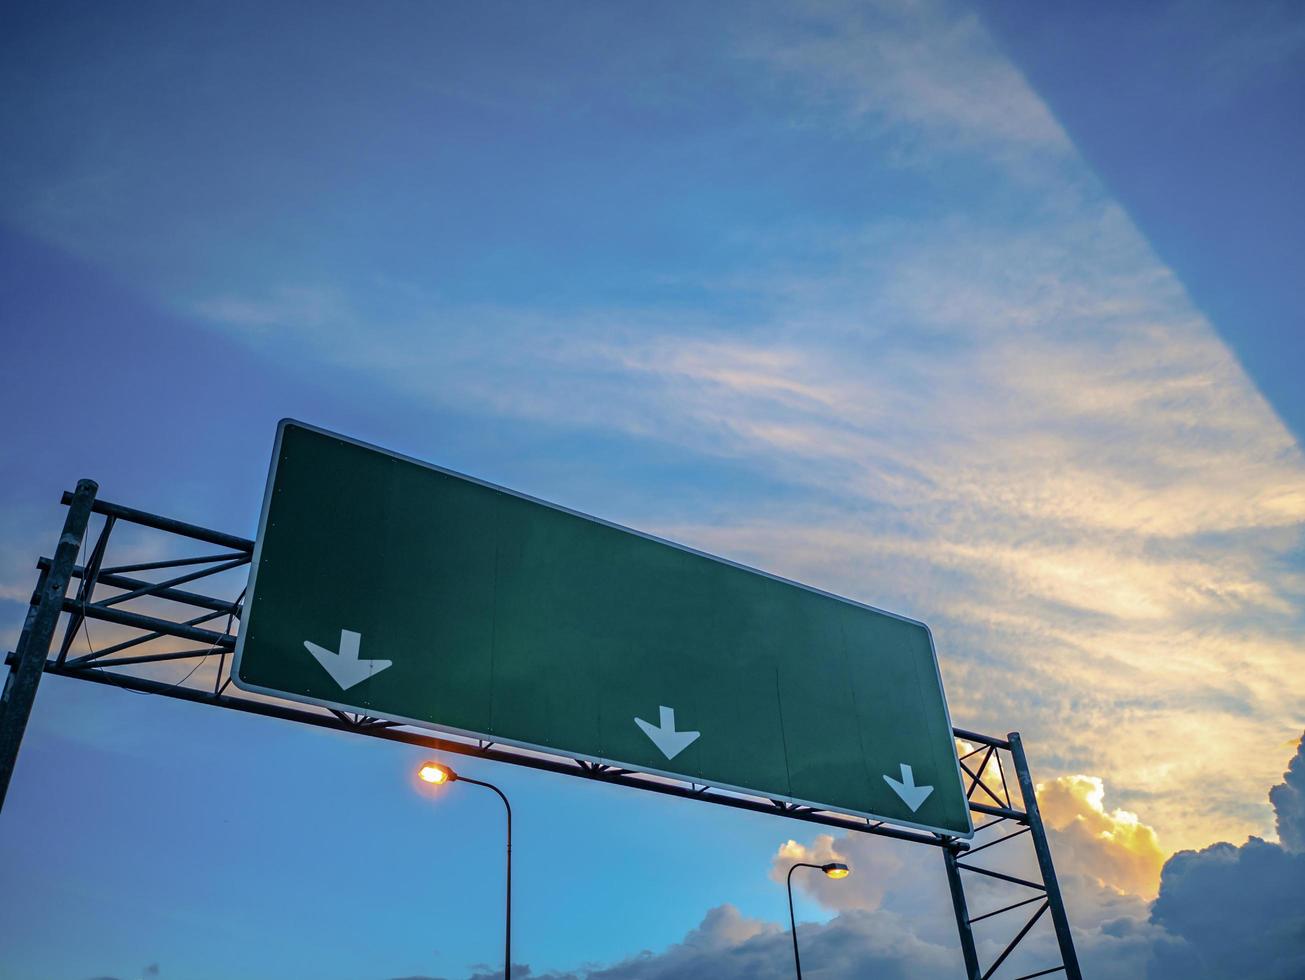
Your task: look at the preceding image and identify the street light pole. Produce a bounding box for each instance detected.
[461,775,512,980]
[418,762,513,980]
[786,861,850,980]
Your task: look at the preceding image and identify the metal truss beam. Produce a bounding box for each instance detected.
[0,480,99,809]
[1,484,1084,978]
[946,729,1083,979]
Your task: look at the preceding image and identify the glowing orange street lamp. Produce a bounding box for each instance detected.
[417,761,453,785]
[417,761,513,979]
[786,861,851,979]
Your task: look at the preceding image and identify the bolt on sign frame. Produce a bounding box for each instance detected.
[0,471,1083,980]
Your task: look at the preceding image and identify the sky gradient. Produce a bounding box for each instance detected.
[2,1,1303,977]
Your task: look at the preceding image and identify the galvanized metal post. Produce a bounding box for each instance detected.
[0,479,98,812]
[942,843,982,980]
[1008,731,1083,980]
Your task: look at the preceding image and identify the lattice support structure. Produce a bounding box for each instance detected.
[944,729,1084,979]
[0,484,1083,978]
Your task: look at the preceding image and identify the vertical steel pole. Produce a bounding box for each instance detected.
[504,793,511,980]
[0,479,98,813]
[942,844,982,980]
[462,776,512,980]
[1008,731,1083,980]
[786,864,805,980]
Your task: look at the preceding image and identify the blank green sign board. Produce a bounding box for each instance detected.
[233,421,972,837]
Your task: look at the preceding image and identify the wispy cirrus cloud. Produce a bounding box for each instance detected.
[743,0,1071,158]
[6,1,1302,977]
[194,205,1305,848]
[185,1,1305,858]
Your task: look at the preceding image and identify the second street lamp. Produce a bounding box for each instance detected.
[786,861,851,979]
[418,761,513,979]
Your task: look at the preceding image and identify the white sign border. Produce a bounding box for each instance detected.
[231,418,975,839]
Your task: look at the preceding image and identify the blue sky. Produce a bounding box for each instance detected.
[1,2,1303,977]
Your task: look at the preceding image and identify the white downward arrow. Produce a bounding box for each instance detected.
[883,763,934,812]
[634,705,700,761]
[303,630,392,691]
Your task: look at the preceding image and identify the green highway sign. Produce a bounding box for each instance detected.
[233,421,972,837]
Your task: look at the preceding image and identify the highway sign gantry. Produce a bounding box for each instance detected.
[233,420,973,837]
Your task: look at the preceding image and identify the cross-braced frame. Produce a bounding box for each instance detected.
[0,482,1082,978]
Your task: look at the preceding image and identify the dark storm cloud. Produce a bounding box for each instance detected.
[1146,733,1305,979]
[1268,733,1305,852]
[1147,838,1305,978]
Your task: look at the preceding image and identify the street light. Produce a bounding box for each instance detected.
[786,861,851,979]
[417,761,452,784]
[417,761,513,979]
